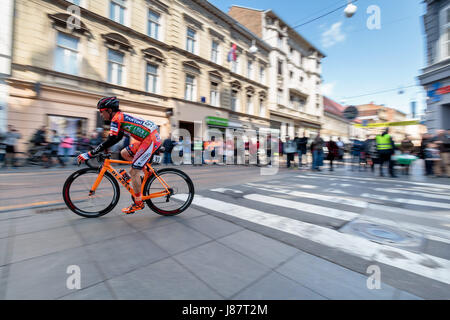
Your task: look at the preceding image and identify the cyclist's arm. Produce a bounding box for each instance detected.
[90,131,124,156]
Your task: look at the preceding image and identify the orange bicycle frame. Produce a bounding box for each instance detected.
[89,159,170,200]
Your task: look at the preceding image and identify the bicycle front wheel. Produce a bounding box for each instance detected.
[63,168,120,218]
[143,168,195,216]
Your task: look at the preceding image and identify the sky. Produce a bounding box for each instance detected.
[208,0,427,117]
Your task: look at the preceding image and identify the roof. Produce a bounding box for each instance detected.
[323,96,362,123]
[229,5,325,57]
[323,96,345,117]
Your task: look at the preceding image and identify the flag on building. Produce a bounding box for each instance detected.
[227,43,237,62]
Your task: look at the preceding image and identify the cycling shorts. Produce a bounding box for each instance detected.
[125,132,161,169]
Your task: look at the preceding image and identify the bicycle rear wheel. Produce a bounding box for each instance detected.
[143,168,194,216]
[63,168,120,218]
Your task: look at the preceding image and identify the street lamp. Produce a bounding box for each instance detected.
[249,40,258,54]
[344,0,357,18]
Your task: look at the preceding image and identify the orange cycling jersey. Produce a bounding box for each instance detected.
[110,111,159,141]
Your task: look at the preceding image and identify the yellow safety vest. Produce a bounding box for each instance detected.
[376,134,392,150]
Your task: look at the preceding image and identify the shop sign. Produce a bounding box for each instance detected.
[428,82,450,102]
[205,116,228,127]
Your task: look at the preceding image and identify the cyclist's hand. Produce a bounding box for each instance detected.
[77,152,91,164]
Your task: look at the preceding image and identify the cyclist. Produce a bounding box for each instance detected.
[77,97,162,214]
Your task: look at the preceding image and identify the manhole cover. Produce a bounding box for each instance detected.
[340,220,424,250]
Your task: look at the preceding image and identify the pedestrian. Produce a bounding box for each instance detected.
[283,136,297,168]
[399,135,414,175]
[326,137,339,171]
[294,132,308,169]
[60,134,74,165]
[89,131,102,149]
[424,142,440,176]
[47,130,64,167]
[311,133,324,171]
[162,136,174,165]
[350,137,365,171]
[434,129,450,177]
[2,125,22,168]
[31,126,47,147]
[0,129,6,167]
[365,135,378,173]
[376,128,397,178]
[336,137,345,167]
[420,133,434,175]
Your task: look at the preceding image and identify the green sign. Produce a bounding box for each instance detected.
[205,116,228,127]
[122,124,150,139]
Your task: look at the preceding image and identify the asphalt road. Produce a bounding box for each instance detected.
[0,160,449,300]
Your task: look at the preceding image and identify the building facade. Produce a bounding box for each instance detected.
[355,103,427,144]
[229,6,325,141]
[5,0,270,153]
[419,0,450,132]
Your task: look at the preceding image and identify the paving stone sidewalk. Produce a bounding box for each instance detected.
[0,198,422,300]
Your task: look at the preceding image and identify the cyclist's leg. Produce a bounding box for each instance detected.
[123,133,161,213]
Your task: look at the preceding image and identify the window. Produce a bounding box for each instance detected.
[259,98,265,117]
[277,89,283,105]
[110,0,126,24]
[231,90,238,111]
[259,66,265,83]
[146,63,158,93]
[185,74,196,101]
[211,40,219,64]
[210,82,219,106]
[186,28,196,54]
[55,32,79,75]
[277,59,283,76]
[68,0,81,5]
[440,6,450,60]
[148,10,160,40]
[107,49,124,85]
[300,76,304,83]
[247,60,253,79]
[232,55,240,74]
[289,71,293,79]
[277,33,283,49]
[247,95,254,115]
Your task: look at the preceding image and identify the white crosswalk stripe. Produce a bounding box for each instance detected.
[185,194,450,285]
[179,178,450,286]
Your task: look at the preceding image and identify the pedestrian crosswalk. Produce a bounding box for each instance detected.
[176,173,450,288]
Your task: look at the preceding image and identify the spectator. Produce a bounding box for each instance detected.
[3,125,22,168]
[326,137,339,171]
[434,129,450,178]
[31,126,47,147]
[47,130,64,168]
[365,135,378,173]
[294,132,308,169]
[89,131,102,149]
[0,129,6,167]
[336,137,345,167]
[311,133,325,171]
[60,135,74,165]
[162,136,175,165]
[424,142,440,176]
[399,135,414,175]
[420,133,434,175]
[350,137,365,171]
[283,136,297,168]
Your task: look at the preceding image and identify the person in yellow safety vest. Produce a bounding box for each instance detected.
[375,128,397,178]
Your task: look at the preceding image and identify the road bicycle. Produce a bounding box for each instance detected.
[62,149,195,218]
